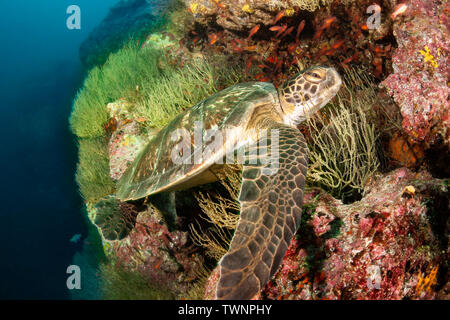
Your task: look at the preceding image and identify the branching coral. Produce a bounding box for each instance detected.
[305,67,381,201]
[289,0,334,12]
[189,165,241,260]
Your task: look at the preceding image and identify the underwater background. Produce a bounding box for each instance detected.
[0,0,117,299]
[0,0,448,300]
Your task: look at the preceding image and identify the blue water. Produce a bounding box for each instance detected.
[0,0,117,299]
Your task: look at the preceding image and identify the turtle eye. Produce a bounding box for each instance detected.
[304,70,324,83]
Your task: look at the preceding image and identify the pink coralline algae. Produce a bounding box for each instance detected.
[112,209,205,297]
[204,168,448,300]
[381,0,450,147]
[107,100,148,180]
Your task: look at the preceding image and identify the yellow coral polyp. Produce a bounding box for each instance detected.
[285,7,295,16]
[419,46,438,68]
[190,2,199,14]
[242,4,254,13]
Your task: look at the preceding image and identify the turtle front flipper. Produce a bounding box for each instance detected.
[216,123,308,300]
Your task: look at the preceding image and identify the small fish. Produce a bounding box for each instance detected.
[247,24,261,40]
[332,39,345,49]
[280,26,294,39]
[287,43,298,53]
[391,3,408,19]
[320,16,337,30]
[361,24,369,31]
[325,48,338,56]
[259,77,270,82]
[70,234,82,244]
[342,55,354,64]
[312,28,323,40]
[296,20,305,41]
[232,43,243,53]
[270,25,283,32]
[208,33,218,45]
[272,10,285,25]
[243,45,257,51]
[275,24,288,38]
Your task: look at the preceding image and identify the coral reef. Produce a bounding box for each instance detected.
[205,168,448,300]
[103,205,206,298]
[381,0,450,148]
[71,0,449,300]
[183,0,335,30]
[107,100,151,181]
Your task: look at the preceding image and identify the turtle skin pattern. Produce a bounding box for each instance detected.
[216,121,309,299]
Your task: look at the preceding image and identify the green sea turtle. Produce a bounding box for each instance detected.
[98,66,341,299]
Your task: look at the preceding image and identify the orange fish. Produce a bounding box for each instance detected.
[296,20,305,41]
[259,77,270,82]
[243,45,257,51]
[275,24,287,38]
[342,55,354,64]
[287,43,298,53]
[361,24,369,31]
[247,24,261,40]
[208,33,218,45]
[281,26,294,38]
[325,48,337,56]
[391,3,408,19]
[332,39,345,49]
[270,25,283,32]
[312,28,323,40]
[272,10,285,25]
[321,16,337,30]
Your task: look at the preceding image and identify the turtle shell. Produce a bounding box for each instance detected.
[116,82,279,200]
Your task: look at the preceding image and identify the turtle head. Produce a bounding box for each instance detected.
[278,66,342,126]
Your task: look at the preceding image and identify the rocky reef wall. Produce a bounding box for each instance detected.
[72,0,449,300]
